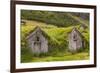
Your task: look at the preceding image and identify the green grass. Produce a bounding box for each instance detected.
[22,52,89,63]
[67,13,89,25]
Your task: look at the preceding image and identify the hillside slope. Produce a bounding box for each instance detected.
[21,10,89,27]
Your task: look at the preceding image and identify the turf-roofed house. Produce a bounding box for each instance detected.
[68,27,85,53]
[26,26,49,54]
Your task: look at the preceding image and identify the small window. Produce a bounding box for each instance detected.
[36,36,39,41]
[73,34,77,41]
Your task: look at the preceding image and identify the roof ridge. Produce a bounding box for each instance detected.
[26,26,50,40]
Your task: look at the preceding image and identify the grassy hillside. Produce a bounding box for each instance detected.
[21,10,89,27]
[21,20,89,63]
